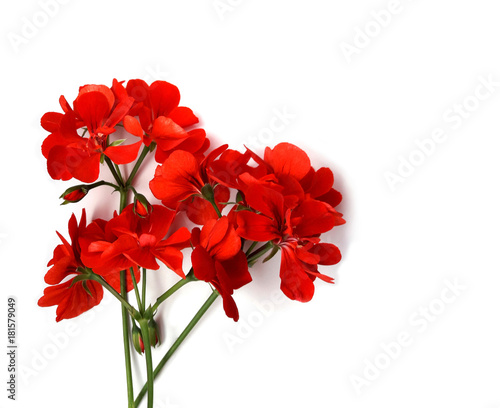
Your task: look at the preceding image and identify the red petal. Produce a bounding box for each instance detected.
[191,246,217,282]
[149,151,203,207]
[105,140,142,164]
[41,112,64,132]
[149,81,180,118]
[317,188,343,208]
[220,292,239,322]
[264,143,311,181]
[291,199,344,238]
[73,91,111,134]
[245,184,285,222]
[153,246,185,278]
[219,251,252,290]
[279,247,315,302]
[308,167,334,198]
[123,115,144,138]
[169,106,199,127]
[311,243,342,265]
[236,211,281,242]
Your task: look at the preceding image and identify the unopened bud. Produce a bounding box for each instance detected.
[148,319,161,347]
[132,325,144,354]
[60,185,88,204]
[133,194,152,218]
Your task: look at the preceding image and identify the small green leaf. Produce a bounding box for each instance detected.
[108,139,126,147]
[263,245,280,263]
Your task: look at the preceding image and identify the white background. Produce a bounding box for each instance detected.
[1,1,500,407]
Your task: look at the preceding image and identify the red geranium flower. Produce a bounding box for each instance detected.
[149,145,230,225]
[191,217,251,321]
[236,184,344,302]
[38,210,103,322]
[80,204,191,278]
[41,80,141,183]
[211,143,341,211]
[123,80,209,163]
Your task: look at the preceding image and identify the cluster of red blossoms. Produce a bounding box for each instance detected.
[38,78,345,324]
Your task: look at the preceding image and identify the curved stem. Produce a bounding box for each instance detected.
[121,271,135,408]
[105,156,124,187]
[130,267,144,314]
[141,268,147,310]
[150,270,196,314]
[138,318,154,408]
[247,241,273,264]
[126,145,152,187]
[89,273,139,320]
[134,290,220,408]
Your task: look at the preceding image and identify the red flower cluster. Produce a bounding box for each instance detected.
[41,79,207,183]
[39,79,345,324]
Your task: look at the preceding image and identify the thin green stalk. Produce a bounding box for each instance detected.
[105,156,124,187]
[130,267,144,314]
[89,273,139,319]
[138,318,155,408]
[122,270,135,408]
[247,241,273,264]
[114,163,124,183]
[119,189,128,213]
[150,270,196,314]
[134,290,220,408]
[245,240,259,256]
[126,145,152,187]
[141,268,147,310]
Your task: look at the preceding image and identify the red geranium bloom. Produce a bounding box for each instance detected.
[80,204,191,278]
[149,145,230,225]
[38,210,103,322]
[212,143,341,211]
[123,80,209,163]
[236,185,344,302]
[41,80,141,183]
[191,217,251,321]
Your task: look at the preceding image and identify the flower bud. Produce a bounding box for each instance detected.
[133,194,152,218]
[132,325,144,354]
[60,185,88,204]
[148,319,161,348]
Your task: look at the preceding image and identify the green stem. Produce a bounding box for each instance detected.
[150,270,196,314]
[121,271,135,408]
[247,241,273,264]
[119,189,128,213]
[134,290,220,408]
[131,267,144,314]
[138,318,155,408]
[105,156,124,187]
[89,273,139,319]
[142,268,147,310]
[126,145,152,187]
[245,240,259,256]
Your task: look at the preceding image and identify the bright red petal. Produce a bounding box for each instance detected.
[264,143,311,181]
[192,246,217,282]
